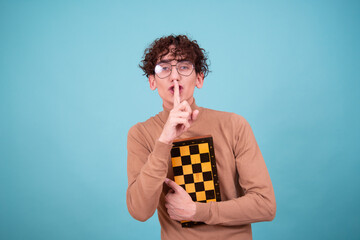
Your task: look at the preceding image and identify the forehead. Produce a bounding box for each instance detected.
[157,46,187,63]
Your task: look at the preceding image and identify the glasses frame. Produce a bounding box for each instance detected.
[154,61,194,79]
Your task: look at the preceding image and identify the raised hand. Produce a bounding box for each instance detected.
[164,178,196,221]
[158,81,199,144]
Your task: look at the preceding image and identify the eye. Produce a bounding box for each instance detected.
[178,62,192,70]
[157,63,171,72]
[155,65,163,73]
[180,65,189,70]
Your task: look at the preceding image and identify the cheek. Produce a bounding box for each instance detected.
[157,84,170,97]
[158,83,167,92]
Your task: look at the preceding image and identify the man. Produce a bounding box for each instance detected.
[126,35,276,239]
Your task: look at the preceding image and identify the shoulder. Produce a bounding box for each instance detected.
[199,107,253,138]
[200,107,248,125]
[127,111,164,141]
[128,115,156,135]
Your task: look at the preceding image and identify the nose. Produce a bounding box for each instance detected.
[169,65,180,81]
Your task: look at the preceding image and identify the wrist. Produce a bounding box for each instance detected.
[189,201,196,221]
[158,135,172,145]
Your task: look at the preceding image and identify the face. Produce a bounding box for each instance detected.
[148,47,204,109]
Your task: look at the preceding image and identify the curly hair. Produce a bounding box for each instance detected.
[139,35,209,77]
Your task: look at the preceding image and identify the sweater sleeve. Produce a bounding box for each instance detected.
[192,116,276,226]
[126,124,173,222]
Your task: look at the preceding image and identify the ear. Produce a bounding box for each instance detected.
[195,72,204,89]
[149,75,157,90]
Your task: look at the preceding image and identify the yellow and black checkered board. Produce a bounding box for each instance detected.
[171,135,221,227]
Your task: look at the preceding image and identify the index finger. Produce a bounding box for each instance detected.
[173,81,180,108]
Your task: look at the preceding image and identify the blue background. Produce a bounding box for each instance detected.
[1,0,359,239]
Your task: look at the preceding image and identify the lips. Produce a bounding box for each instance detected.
[169,85,183,94]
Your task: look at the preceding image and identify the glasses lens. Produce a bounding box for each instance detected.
[155,63,171,78]
[177,61,193,76]
[154,61,194,78]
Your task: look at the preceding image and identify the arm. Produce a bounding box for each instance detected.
[192,117,276,226]
[126,125,173,221]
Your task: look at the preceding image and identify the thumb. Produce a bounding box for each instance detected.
[164,178,181,192]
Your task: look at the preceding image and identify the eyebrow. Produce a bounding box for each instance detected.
[158,59,172,64]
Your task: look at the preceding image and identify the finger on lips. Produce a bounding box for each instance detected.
[173,81,180,107]
[168,81,197,140]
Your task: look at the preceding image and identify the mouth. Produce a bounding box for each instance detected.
[169,85,183,94]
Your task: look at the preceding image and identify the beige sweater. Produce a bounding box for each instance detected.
[126,101,276,240]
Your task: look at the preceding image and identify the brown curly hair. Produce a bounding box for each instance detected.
[139,34,209,77]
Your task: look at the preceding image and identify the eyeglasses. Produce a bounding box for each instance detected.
[154,61,194,78]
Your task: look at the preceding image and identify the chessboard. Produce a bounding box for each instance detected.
[170,135,221,227]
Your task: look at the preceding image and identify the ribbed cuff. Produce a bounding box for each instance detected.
[193,202,210,222]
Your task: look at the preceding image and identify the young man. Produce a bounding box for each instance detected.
[127,35,276,240]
